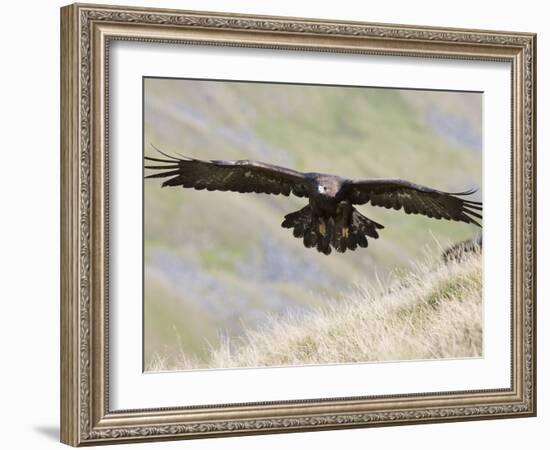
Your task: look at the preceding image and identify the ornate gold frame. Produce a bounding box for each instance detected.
[60,3,536,446]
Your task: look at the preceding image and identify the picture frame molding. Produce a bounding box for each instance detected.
[60,3,536,446]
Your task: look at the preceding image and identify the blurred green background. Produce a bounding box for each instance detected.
[143,78,482,369]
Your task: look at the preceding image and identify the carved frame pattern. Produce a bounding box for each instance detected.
[60,3,536,446]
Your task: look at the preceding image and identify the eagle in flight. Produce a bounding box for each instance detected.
[145,149,482,255]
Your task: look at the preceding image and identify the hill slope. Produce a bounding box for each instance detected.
[148,251,482,370]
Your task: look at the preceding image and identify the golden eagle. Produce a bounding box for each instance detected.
[145,150,482,255]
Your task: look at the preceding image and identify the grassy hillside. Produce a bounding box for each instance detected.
[147,251,482,370]
[143,78,482,368]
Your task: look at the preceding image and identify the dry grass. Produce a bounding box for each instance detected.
[146,251,482,371]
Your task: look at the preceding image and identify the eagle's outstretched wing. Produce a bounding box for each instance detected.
[341,179,482,226]
[145,150,310,198]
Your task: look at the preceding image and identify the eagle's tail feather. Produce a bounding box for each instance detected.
[332,208,384,253]
[314,217,334,255]
[282,206,384,255]
[281,205,311,239]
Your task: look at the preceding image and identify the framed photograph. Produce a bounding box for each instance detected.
[60,3,536,446]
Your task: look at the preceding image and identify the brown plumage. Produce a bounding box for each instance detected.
[145,149,482,255]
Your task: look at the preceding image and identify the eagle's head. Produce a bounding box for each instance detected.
[316,177,341,197]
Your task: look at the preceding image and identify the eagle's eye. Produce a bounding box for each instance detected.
[318,185,326,194]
